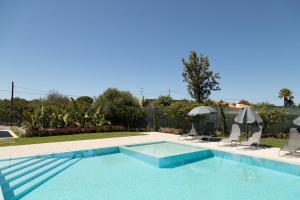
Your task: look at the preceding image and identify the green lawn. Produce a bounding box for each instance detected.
[215,136,287,148]
[260,138,287,148]
[0,132,287,149]
[0,132,144,147]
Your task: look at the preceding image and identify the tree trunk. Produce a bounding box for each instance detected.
[219,105,229,136]
[284,97,288,107]
[153,106,158,131]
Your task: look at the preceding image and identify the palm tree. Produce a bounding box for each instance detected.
[279,88,294,107]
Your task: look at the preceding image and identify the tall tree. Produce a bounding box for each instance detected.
[94,88,145,128]
[279,88,294,107]
[182,51,220,102]
[156,95,172,107]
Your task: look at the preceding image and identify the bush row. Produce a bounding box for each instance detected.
[158,127,184,135]
[25,126,147,137]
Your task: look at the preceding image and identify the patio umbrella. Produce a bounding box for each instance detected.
[188,106,217,134]
[293,117,300,126]
[234,107,263,124]
[234,107,263,138]
[188,106,217,117]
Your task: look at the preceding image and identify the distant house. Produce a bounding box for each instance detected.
[235,100,251,108]
[218,99,251,109]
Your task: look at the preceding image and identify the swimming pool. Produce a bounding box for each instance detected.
[0,141,300,200]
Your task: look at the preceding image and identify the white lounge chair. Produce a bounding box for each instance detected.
[238,126,262,149]
[218,124,241,146]
[178,123,198,140]
[191,122,215,142]
[279,128,300,156]
[191,132,213,142]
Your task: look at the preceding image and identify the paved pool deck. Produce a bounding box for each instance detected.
[0,132,299,166]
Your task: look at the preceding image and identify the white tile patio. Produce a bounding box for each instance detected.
[0,132,299,166]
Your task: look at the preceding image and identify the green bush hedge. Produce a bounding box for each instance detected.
[24,125,145,137]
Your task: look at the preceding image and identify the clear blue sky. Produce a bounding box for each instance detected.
[0,0,299,105]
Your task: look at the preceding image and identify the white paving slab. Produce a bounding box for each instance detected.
[0,132,299,166]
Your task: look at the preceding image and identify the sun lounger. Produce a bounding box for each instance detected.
[218,124,241,146]
[279,128,300,156]
[191,133,213,142]
[178,123,198,140]
[238,126,262,149]
[191,122,215,142]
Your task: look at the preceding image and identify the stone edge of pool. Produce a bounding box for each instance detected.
[1,140,300,200]
[1,140,300,173]
[0,132,299,166]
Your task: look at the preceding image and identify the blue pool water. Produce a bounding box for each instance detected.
[1,142,300,200]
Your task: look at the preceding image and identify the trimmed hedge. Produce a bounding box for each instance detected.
[25,125,145,137]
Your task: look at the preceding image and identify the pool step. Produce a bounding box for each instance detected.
[6,158,71,191]
[12,158,81,200]
[1,158,80,200]
[0,157,37,172]
[2,158,48,176]
[4,158,60,183]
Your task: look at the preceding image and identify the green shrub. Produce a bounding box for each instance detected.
[164,101,200,121]
[159,127,183,135]
[156,95,172,107]
[257,105,287,133]
[94,88,145,129]
[25,125,128,137]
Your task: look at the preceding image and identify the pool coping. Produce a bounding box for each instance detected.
[178,140,300,167]
[1,140,300,169]
[1,139,300,200]
[0,132,299,165]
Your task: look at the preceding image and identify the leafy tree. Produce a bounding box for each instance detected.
[94,88,145,128]
[257,105,287,133]
[202,99,218,107]
[279,88,294,107]
[76,96,94,106]
[156,95,172,107]
[23,105,46,130]
[153,104,158,131]
[49,109,69,128]
[91,109,111,127]
[182,51,221,102]
[164,101,200,121]
[255,102,276,108]
[238,99,251,105]
[141,98,150,107]
[48,99,110,129]
[46,90,70,109]
[120,105,145,130]
[218,104,229,136]
[68,98,91,128]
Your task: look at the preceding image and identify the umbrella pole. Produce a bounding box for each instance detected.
[246,124,249,139]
